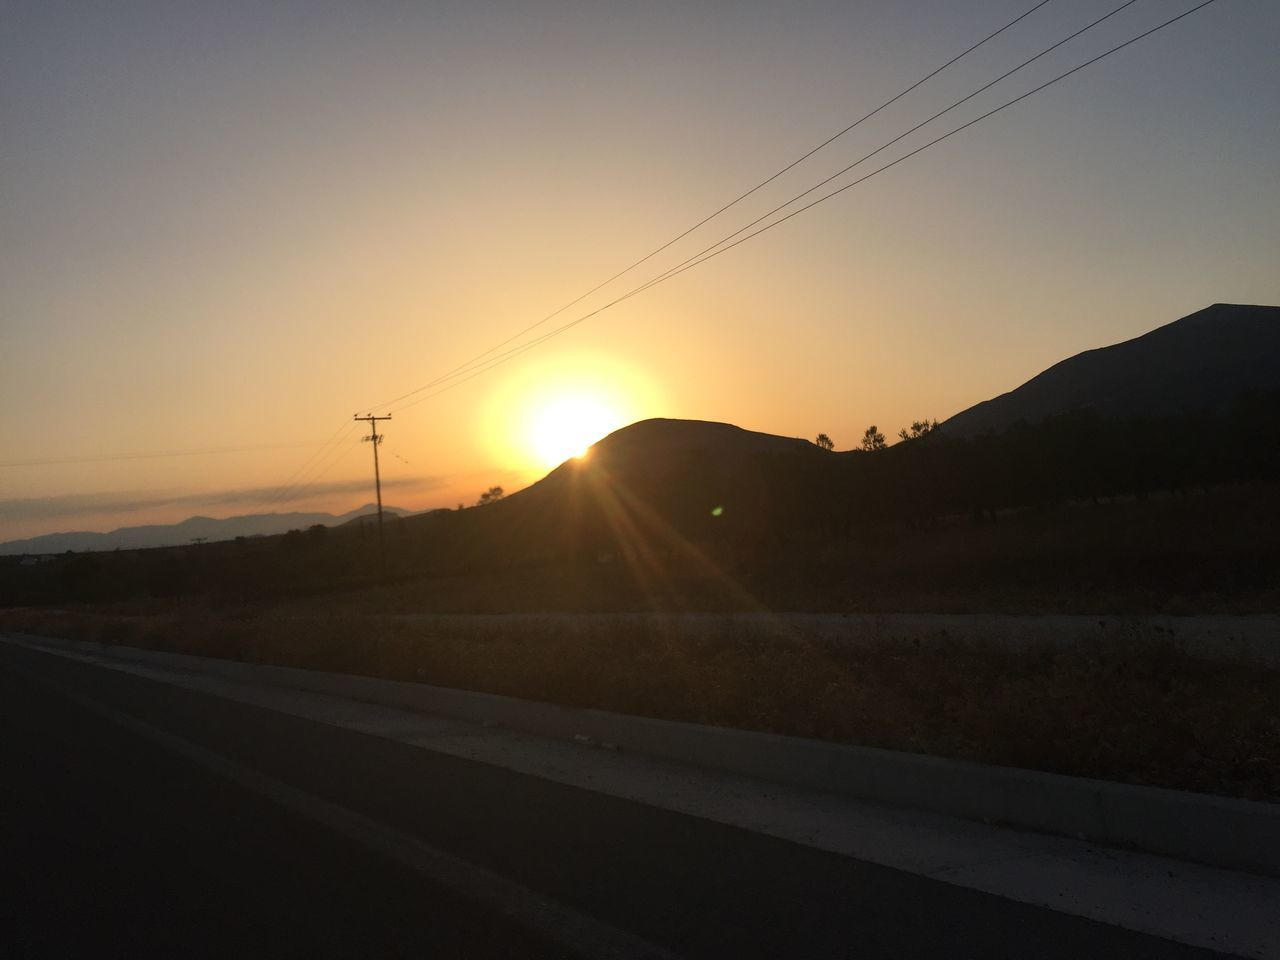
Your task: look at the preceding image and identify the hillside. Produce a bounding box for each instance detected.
[516,418,822,506]
[942,303,1280,437]
[431,417,831,571]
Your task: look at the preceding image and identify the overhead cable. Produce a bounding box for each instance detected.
[366,0,1059,413]
[383,0,1221,414]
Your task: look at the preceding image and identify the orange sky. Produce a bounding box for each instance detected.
[3,1,1278,542]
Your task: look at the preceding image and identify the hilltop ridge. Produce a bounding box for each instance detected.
[942,303,1280,437]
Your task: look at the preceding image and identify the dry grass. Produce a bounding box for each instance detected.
[3,604,1275,802]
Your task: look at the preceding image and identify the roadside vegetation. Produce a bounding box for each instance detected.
[3,481,1276,615]
[2,604,1276,803]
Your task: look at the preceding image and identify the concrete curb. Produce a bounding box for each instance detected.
[9,632,1278,878]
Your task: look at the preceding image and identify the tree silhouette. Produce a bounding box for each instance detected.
[897,419,939,442]
[860,425,887,451]
[476,486,505,506]
[815,433,835,451]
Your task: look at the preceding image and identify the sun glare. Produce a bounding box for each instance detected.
[528,394,622,468]
[482,352,662,477]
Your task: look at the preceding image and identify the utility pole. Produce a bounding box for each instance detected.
[354,413,392,574]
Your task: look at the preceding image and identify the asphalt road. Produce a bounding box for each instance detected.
[0,642,1236,959]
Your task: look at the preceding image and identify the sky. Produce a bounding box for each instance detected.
[2,0,1278,542]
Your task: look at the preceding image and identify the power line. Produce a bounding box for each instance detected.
[374,0,1144,414]
[625,0,1147,299]
[633,0,1224,292]
[255,418,355,509]
[364,0,1059,415]
[382,0,1221,414]
[265,440,361,511]
[262,423,363,510]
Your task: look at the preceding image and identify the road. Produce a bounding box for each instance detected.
[0,641,1237,959]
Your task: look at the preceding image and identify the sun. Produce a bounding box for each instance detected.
[527,393,623,468]
[482,351,662,476]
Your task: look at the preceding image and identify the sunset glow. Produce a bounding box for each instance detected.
[479,351,662,478]
[1,2,1276,542]
[527,394,622,468]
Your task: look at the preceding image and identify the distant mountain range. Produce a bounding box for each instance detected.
[0,505,408,555]
[941,303,1280,437]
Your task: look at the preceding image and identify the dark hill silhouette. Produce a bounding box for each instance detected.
[591,418,818,459]
[518,418,822,504]
[520,418,823,515]
[335,507,415,530]
[412,418,832,577]
[941,304,1280,438]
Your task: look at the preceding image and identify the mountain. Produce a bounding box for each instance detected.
[513,418,823,511]
[523,418,820,494]
[582,418,817,459]
[422,418,831,569]
[941,304,1280,438]
[0,504,409,555]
